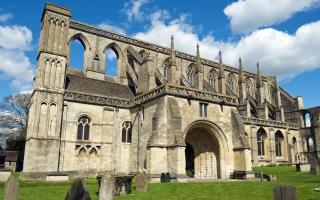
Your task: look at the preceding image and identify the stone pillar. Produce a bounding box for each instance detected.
[269,129,275,164]
[176,147,187,181]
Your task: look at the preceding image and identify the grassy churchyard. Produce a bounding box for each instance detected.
[1,166,319,200]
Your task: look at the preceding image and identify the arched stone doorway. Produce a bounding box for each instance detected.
[185,125,221,179]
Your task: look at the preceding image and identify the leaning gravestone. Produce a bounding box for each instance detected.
[3,175,19,200]
[99,172,114,200]
[136,172,148,192]
[65,178,91,200]
[273,185,297,200]
[310,157,318,175]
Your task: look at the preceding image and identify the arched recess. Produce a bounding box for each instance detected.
[208,68,218,91]
[274,131,284,157]
[184,120,229,179]
[227,73,238,95]
[292,137,297,163]
[67,33,91,70]
[245,77,254,98]
[103,42,123,77]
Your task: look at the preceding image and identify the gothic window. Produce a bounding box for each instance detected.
[292,137,297,153]
[187,64,196,86]
[246,78,254,97]
[208,69,218,90]
[77,116,91,140]
[275,131,284,157]
[227,73,238,95]
[257,128,267,156]
[121,121,132,143]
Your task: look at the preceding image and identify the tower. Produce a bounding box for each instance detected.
[24,3,71,172]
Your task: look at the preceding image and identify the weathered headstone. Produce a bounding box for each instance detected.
[273,185,297,200]
[270,175,277,181]
[99,172,114,200]
[136,172,148,192]
[3,175,19,200]
[310,157,318,175]
[65,178,91,200]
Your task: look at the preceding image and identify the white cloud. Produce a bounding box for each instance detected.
[0,13,12,23]
[0,24,34,93]
[133,10,320,80]
[0,25,32,50]
[224,0,320,33]
[98,23,126,35]
[124,0,149,21]
[0,49,34,92]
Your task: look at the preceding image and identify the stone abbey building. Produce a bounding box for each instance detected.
[23,3,319,180]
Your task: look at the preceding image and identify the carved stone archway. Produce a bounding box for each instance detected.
[184,120,228,179]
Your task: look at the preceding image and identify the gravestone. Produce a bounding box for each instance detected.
[3,175,19,200]
[99,172,114,200]
[273,185,296,200]
[65,178,91,200]
[309,157,318,175]
[136,172,148,192]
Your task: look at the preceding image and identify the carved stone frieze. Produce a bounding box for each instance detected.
[242,116,300,130]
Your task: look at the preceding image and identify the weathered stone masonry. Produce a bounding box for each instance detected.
[23,3,314,181]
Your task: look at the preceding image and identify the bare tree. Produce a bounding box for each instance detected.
[0,94,31,146]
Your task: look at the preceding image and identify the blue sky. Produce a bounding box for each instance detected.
[0,0,320,108]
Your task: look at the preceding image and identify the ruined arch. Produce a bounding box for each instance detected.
[103,42,123,77]
[68,33,91,51]
[67,33,91,70]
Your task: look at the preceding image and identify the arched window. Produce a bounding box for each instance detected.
[77,116,91,140]
[208,69,218,90]
[104,45,119,77]
[257,128,267,156]
[121,121,132,143]
[308,137,314,152]
[305,113,311,128]
[275,131,284,157]
[227,73,238,95]
[69,38,85,70]
[187,64,196,86]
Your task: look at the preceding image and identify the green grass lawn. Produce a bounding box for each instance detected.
[1,166,320,200]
